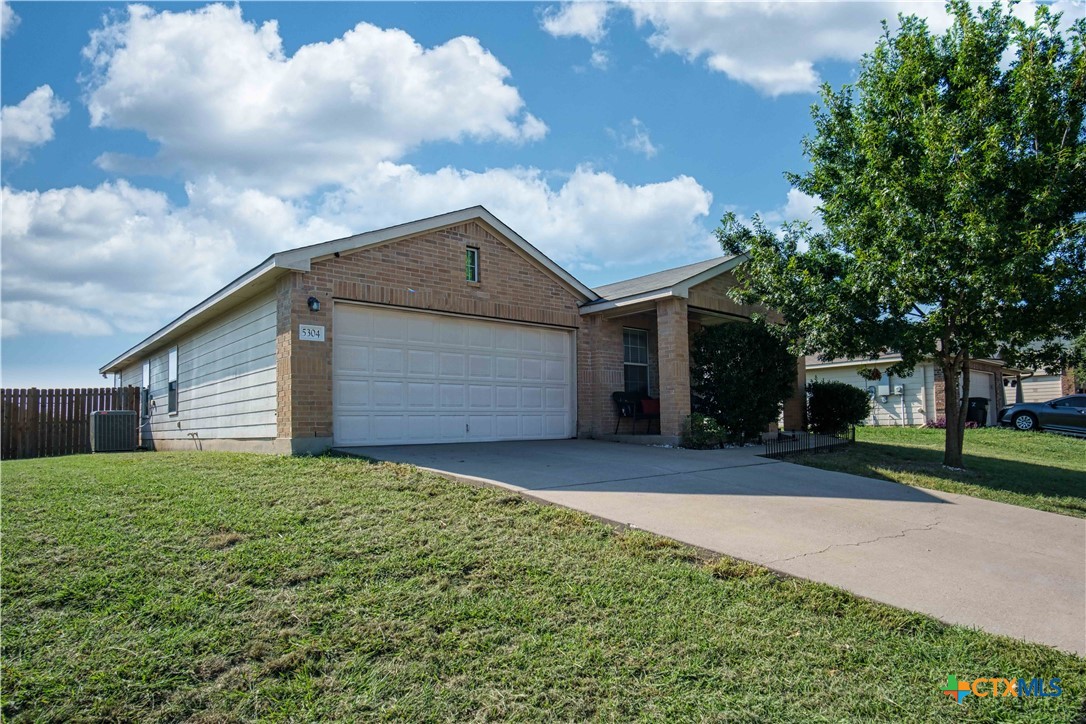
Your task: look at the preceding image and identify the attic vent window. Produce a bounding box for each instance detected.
[466,246,480,282]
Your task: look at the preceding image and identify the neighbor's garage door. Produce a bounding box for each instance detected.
[333,304,574,446]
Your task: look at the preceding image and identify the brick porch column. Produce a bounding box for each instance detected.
[657,297,691,438]
[782,355,807,430]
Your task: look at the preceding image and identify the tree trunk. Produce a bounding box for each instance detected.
[958,358,971,459]
[941,359,966,468]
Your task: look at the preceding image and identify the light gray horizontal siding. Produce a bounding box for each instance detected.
[808,363,936,426]
[1019,375,1062,403]
[144,291,277,442]
[120,363,142,389]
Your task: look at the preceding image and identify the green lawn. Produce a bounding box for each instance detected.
[2,453,1083,722]
[792,426,1086,518]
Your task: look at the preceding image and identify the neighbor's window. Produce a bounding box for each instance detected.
[623,328,649,396]
[141,360,151,418]
[167,347,179,415]
[466,246,479,282]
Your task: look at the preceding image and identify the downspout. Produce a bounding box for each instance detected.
[900,385,906,426]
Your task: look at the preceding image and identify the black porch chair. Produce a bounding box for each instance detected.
[612,391,660,434]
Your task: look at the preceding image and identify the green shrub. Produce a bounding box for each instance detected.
[681,413,725,449]
[806,379,870,433]
[690,322,797,441]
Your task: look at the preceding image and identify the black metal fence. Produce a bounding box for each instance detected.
[763,426,855,459]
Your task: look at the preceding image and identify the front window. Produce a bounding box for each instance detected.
[466,247,479,282]
[168,347,179,415]
[623,328,649,396]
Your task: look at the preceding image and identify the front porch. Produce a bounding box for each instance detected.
[576,258,806,442]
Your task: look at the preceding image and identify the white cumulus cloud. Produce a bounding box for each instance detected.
[1,0,19,39]
[82,3,547,195]
[609,118,658,159]
[545,1,1083,96]
[0,179,346,338]
[1,164,714,337]
[1,85,69,162]
[315,162,713,270]
[540,2,612,44]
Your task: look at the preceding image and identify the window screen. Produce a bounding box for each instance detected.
[623,329,649,396]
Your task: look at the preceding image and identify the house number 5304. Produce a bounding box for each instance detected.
[299,324,325,342]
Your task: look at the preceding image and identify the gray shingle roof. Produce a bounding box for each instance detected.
[593,256,738,300]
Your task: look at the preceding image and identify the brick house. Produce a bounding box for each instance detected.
[101,207,805,453]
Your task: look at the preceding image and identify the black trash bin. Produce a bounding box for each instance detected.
[966,397,989,427]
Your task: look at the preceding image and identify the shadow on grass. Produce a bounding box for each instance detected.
[806,441,1086,517]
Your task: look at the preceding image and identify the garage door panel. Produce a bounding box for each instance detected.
[521,387,543,409]
[439,353,465,377]
[337,415,371,440]
[407,382,435,407]
[495,386,518,408]
[439,384,465,408]
[545,359,566,382]
[468,325,492,349]
[520,415,543,437]
[335,380,370,406]
[407,415,439,440]
[336,344,369,373]
[407,350,436,375]
[469,385,493,408]
[495,327,518,351]
[468,355,493,379]
[337,311,371,337]
[521,358,543,380]
[373,315,405,341]
[373,381,404,407]
[407,317,435,343]
[437,319,464,345]
[468,415,493,438]
[520,328,543,353]
[440,416,466,439]
[495,357,518,379]
[373,416,406,441]
[373,348,404,373]
[333,305,573,446]
[544,415,567,435]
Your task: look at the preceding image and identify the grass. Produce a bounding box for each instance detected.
[2,452,1084,722]
[791,426,1086,518]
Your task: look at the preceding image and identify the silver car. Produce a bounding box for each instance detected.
[998,394,1086,436]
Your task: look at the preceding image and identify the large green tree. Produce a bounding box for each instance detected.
[720,0,1085,468]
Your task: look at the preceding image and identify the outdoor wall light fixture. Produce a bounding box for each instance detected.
[307,296,320,312]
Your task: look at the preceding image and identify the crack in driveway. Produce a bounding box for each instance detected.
[768,519,943,564]
[529,459,781,491]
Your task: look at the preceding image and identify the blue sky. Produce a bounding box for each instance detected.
[1,1,1078,387]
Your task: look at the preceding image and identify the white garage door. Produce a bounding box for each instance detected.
[333,304,575,446]
[968,370,996,424]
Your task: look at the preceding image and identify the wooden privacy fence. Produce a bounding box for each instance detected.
[1,387,141,460]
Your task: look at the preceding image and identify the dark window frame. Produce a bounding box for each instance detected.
[466,246,480,283]
[623,328,650,396]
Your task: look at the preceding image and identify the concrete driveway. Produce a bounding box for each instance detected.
[341,439,1086,655]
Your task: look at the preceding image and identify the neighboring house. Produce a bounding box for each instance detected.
[1018,369,1079,403]
[805,354,1016,427]
[101,207,806,453]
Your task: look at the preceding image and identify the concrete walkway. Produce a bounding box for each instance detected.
[339,439,1086,655]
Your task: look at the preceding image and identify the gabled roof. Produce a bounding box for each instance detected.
[101,206,595,374]
[581,254,746,314]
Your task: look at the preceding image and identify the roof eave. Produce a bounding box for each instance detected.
[98,257,286,375]
[581,254,748,315]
